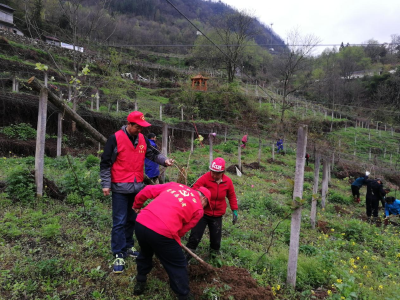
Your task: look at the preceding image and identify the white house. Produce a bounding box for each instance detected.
[0,3,23,35]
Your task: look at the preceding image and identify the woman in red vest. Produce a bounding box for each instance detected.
[100,111,174,273]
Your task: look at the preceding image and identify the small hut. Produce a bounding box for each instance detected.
[191,74,209,91]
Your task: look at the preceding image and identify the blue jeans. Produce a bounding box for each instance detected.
[111,192,137,255]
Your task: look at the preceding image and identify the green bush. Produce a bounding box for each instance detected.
[1,123,37,140]
[85,154,100,169]
[5,166,36,203]
[328,190,351,204]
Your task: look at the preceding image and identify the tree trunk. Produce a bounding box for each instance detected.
[321,159,329,209]
[286,125,308,288]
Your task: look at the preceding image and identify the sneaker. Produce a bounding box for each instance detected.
[113,254,125,274]
[133,281,146,295]
[127,247,140,258]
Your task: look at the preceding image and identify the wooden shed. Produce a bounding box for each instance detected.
[191,74,209,91]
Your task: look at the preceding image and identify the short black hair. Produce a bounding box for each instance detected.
[148,133,156,139]
[385,196,395,204]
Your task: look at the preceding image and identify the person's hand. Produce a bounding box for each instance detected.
[384,217,389,226]
[165,158,174,166]
[102,188,111,196]
[134,208,141,214]
[232,210,238,225]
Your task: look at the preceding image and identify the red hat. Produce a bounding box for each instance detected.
[197,187,211,202]
[127,111,151,127]
[209,157,225,172]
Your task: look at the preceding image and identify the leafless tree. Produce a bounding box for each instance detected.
[194,10,260,83]
[272,29,320,122]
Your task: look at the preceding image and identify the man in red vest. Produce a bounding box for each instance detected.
[100,111,174,273]
[132,182,211,300]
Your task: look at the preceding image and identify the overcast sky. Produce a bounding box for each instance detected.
[221,0,400,54]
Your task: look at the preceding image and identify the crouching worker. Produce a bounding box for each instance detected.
[132,182,211,300]
[384,197,400,225]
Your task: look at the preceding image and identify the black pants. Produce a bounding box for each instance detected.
[135,222,189,299]
[186,215,222,251]
[366,195,379,217]
[351,185,360,198]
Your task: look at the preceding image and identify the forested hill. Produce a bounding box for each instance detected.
[4,0,285,54]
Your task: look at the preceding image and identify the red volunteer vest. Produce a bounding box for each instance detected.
[111,130,147,183]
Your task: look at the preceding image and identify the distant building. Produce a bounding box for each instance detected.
[43,36,61,47]
[0,3,23,36]
[191,74,209,91]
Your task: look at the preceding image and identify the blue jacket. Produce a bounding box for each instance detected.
[385,199,400,217]
[145,139,160,178]
[351,176,367,188]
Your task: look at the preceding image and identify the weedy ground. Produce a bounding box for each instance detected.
[1,137,400,300]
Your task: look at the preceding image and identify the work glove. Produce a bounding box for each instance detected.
[232,210,238,225]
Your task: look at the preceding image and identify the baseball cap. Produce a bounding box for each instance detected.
[197,187,211,202]
[209,157,225,172]
[127,111,151,127]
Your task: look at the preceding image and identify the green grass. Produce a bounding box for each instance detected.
[2,137,400,299]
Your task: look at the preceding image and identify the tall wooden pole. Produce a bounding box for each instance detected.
[161,123,168,183]
[321,159,329,209]
[287,125,308,288]
[35,88,48,197]
[310,153,320,229]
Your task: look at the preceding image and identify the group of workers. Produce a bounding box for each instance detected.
[351,173,397,222]
[100,111,238,300]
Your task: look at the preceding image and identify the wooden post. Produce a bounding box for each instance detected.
[134,99,138,111]
[286,125,308,288]
[310,153,320,229]
[258,135,262,164]
[116,100,119,113]
[161,123,168,183]
[35,88,48,197]
[209,133,213,167]
[96,92,99,111]
[272,143,275,161]
[238,140,242,172]
[321,159,329,209]
[224,127,227,143]
[57,112,62,157]
[369,148,371,160]
[190,131,194,153]
[181,107,184,121]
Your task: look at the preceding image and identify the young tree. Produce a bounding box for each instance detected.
[271,28,320,122]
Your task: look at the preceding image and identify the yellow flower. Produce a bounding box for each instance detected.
[341,233,345,235]
[357,257,360,260]
[378,285,383,290]
[276,285,280,291]
[336,279,343,283]
[341,297,345,300]
[331,228,335,232]
[363,265,368,269]
[327,290,332,295]
[352,242,355,246]
[350,270,354,274]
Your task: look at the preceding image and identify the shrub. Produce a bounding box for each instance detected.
[328,190,350,204]
[5,166,36,203]
[85,154,100,169]
[1,123,37,140]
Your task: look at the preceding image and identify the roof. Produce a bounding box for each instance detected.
[191,74,209,80]
[0,19,14,27]
[43,36,60,42]
[0,3,15,12]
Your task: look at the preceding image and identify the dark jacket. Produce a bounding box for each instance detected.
[145,139,160,178]
[100,125,167,194]
[366,180,386,200]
